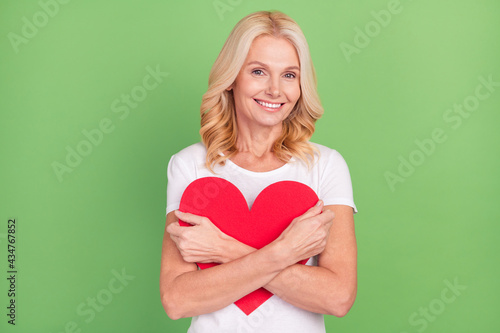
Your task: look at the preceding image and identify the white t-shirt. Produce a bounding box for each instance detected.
[166,142,357,333]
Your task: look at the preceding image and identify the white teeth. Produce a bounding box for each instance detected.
[256,99,282,109]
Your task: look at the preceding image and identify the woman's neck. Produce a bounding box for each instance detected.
[234,122,282,157]
[230,123,287,172]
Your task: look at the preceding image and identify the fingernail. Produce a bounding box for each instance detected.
[316,200,322,206]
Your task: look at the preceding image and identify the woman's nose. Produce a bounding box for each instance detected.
[266,76,281,98]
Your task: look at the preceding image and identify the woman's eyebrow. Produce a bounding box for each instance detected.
[246,61,300,71]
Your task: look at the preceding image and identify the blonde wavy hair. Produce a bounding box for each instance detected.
[200,10,324,171]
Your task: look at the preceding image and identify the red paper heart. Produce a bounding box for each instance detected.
[179,177,318,315]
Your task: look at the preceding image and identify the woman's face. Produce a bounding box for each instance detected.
[230,35,301,132]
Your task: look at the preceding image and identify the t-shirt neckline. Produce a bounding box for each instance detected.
[224,157,293,176]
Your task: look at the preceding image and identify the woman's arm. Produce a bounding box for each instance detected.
[160,203,333,319]
[265,205,357,316]
[168,204,357,316]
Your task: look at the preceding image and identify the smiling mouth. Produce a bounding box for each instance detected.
[254,99,285,109]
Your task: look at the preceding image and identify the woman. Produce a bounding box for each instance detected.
[160,10,357,332]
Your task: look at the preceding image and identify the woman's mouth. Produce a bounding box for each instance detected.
[254,99,285,111]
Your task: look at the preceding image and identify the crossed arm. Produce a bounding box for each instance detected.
[159,201,357,320]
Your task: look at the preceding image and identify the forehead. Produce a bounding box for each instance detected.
[245,35,300,67]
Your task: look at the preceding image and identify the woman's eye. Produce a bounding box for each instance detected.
[284,73,296,79]
[252,69,264,75]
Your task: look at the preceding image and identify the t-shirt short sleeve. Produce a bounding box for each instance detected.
[166,154,194,215]
[318,148,358,214]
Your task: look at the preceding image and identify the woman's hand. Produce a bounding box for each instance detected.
[166,210,252,264]
[273,200,335,266]
[167,200,334,266]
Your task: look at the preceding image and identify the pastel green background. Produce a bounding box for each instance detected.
[1,0,499,332]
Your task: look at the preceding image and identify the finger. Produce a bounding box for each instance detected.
[174,210,203,226]
[322,209,335,220]
[166,222,183,236]
[169,233,180,244]
[166,221,177,232]
[318,209,335,224]
[317,200,324,210]
[297,200,324,222]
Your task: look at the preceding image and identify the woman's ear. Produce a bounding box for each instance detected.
[226,81,235,91]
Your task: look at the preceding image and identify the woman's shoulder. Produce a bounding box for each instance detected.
[173,142,206,157]
[170,142,207,164]
[306,141,353,172]
[309,141,345,160]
